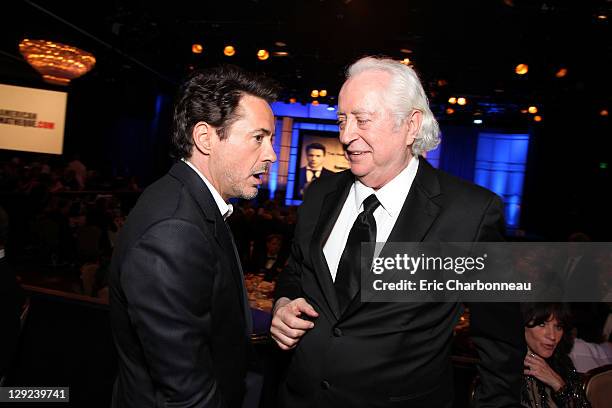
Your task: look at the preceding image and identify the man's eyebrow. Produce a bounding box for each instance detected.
[337,109,375,116]
[351,109,375,115]
[251,128,272,136]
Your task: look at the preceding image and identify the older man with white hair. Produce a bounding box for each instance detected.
[271,56,524,407]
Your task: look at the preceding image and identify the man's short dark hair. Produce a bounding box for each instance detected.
[171,65,279,159]
[306,142,326,155]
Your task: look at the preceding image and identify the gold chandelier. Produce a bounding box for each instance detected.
[19,39,96,86]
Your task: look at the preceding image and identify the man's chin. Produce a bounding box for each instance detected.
[238,186,259,201]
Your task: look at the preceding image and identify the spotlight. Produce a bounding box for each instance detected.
[257,49,269,60]
[319,89,327,97]
[515,64,528,75]
[327,105,335,111]
[528,106,538,114]
[273,51,289,57]
[400,58,411,65]
[534,115,542,122]
[446,108,455,115]
[600,109,609,117]
[312,100,319,106]
[192,44,203,54]
[289,98,297,104]
[457,97,467,106]
[275,41,287,47]
[473,119,483,124]
[223,45,236,56]
[311,89,319,98]
[555,68,568,78]
[448,97,457,104]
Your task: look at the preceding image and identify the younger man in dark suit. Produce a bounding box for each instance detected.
[110,66,278,408]
[296,143,334,199]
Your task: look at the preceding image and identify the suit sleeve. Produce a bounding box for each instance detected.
[120,219,224,408]
[468,195,526,408]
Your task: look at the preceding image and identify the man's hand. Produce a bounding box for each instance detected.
[270,297,318,350]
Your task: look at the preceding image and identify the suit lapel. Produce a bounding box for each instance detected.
[169,162,252,333]
[309,171,353,320]
[341,158,442,319]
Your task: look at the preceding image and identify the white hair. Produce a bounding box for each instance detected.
[346,56,441,156]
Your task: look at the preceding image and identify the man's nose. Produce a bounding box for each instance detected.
[339,119,358,146]
[263,139,277,163]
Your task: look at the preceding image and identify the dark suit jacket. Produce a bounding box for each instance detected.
[275,158,525,408]
[296,167,335,199]
[110,161,251,408]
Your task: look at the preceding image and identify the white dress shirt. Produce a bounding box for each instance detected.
[181,159,233,219]
[323,157,419,282]
[570,338,612,373]
[306,167,323,183]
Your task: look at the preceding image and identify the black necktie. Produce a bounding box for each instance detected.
[308,169,318,181]
[334,194,381,313]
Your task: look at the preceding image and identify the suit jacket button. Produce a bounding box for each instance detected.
[320,380,331,390]
[333,327,342,337]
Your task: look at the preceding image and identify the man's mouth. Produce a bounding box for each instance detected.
[347,150,369,157]
[251,167,269,182]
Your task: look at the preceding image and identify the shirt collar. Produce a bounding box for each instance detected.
[353,156,419,217]
[181,158,233,220]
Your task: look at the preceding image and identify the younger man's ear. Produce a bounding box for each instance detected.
[192,121,213,155]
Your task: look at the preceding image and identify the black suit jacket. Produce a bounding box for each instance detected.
[110,161,251,408]
[296,167,335,199]
[275,159,525,408]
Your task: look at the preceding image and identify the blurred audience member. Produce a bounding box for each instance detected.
[67,154,87,189]
[249,234,287,282]
[0,206,25,379]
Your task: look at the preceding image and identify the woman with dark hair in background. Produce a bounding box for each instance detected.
[521,303,591,408]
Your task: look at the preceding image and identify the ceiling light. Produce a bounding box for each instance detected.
[223,45,236,56]
[515,64,528,75]
[257,49,269,60]
[555,68,567,78]
[19,39,96,86]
